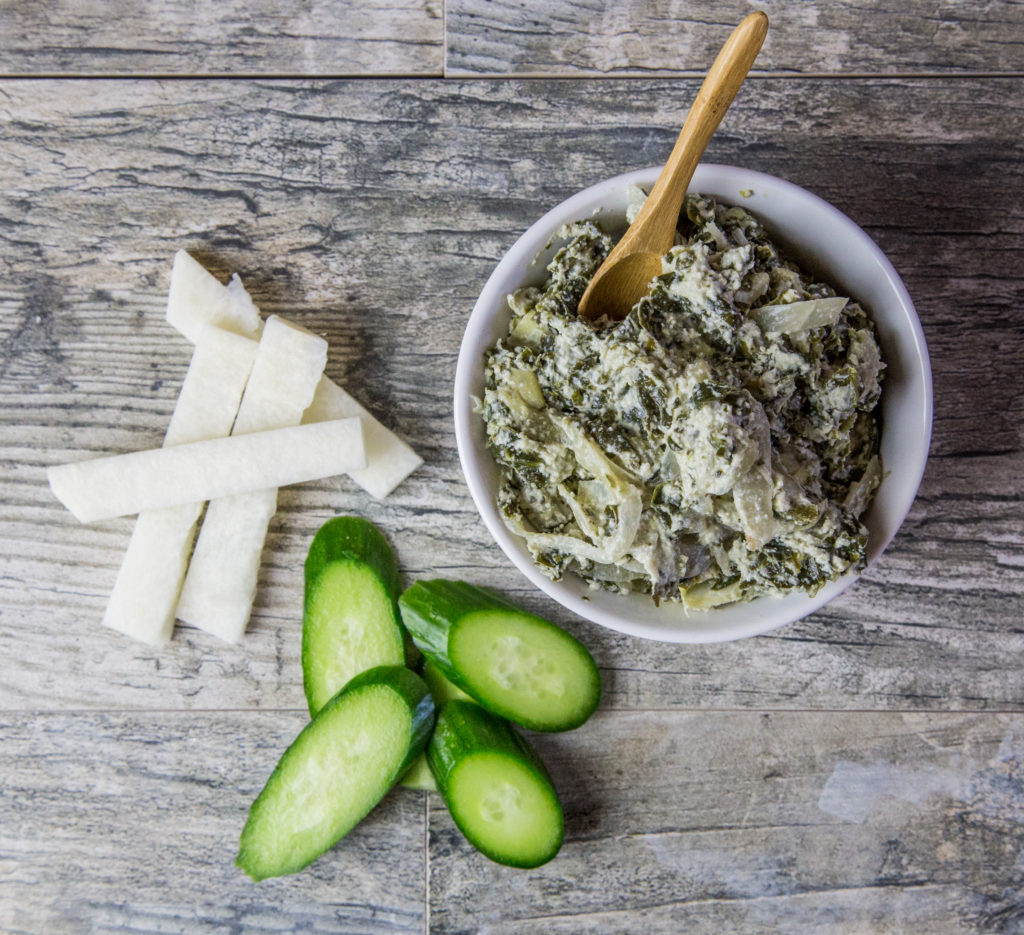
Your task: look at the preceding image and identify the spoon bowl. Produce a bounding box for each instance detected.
[578,11,768,321]
[579,251,663,318]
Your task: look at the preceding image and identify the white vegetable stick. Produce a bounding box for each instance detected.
[164,326,259,446]
[302,376,422,499]
[104,507,204,645]
[166,250,262,343]
[180,489,280,642]
[102,326,259,645]
[48,418,364,524]
[164,259,420,498]
[225,273,263,335]
[175,316,329,642]
[229,317,328,435]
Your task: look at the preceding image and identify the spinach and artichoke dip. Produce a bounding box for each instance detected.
[480,192,885,609]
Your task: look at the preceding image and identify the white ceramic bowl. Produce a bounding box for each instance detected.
[454,165,932,643]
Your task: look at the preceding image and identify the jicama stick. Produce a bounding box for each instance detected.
[165,254,420,497]
[166,250,262,343]
[49,418,364,524]
[101,326,258,645]
[175,316,329,642]
[302,376,423,500]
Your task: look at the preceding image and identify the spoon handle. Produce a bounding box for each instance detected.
[616,11,769,258]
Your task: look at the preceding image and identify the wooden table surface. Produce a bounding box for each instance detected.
[2,3,1023,933]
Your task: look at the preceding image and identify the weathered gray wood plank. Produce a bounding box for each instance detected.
[3,710,1020,933]
[429,711,1024,933]
[1,78,1022,711]
[0,711,426,934]
[446,0,1024,76]
[0,0,443,76]
[6,1,1020,78]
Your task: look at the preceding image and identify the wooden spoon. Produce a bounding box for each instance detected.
[577,11,769,321]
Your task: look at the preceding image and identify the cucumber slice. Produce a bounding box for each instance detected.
[399,662,474,791]
[399,580,601,732]
[428,700,563,868]
[303,516,406,716]
[422,660,473,706]
[237,665,434,881]
[397,752,436,791]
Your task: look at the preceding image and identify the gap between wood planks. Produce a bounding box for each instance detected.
[0,70,1022,80]
[8,706,1024,716]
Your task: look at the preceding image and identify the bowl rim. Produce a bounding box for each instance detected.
[454,164,933,643]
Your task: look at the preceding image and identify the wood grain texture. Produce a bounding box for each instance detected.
[0,0,443,76]
[1,77,1022,713]
[2,709,1020,933]
[429,711,1024,934]
[0,710,427,934]
[446,0,1024,76]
